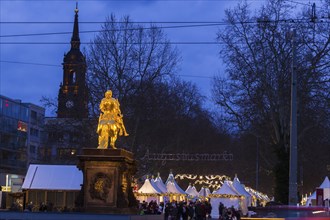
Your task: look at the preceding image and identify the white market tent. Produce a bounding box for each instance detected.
[245,186,269,207]
[319,176,330,200]
[22,164,82,190]
[22,164,82,210]
[232,176,252,207]
[305,191,316,206]
[138,178,162,194]
[165,171,175,185]
[136,177,163,203]
[185,183,199,199]
[153,173,169,203]
[210,180,246,219]
[153,173,168,194]
[305,176,330,206]
[199,186,211,198]
[166,172,186,201]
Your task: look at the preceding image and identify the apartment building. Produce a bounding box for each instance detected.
[0,95,45,193]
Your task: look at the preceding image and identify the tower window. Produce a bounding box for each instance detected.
[73,72,76,83]
[69,70,76,84]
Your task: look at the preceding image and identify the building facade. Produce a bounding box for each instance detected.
[43,117,97,164]
[0,95,45,193]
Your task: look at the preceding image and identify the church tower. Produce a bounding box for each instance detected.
[57,5,88,118]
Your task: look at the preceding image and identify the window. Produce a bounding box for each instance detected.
[17,121,28,132]
[69,70,76,84]
[30,128,39,137]
[31,110,37,120]
[38,147,51,159]
[30,145,36,154]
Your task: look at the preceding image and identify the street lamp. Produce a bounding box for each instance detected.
[287,29,298,205]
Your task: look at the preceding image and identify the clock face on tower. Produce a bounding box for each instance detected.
[66,100,74,108]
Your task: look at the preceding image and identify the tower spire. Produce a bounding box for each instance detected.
[57,4,88,119]
[75,1,78,13]
[71,2,80,49]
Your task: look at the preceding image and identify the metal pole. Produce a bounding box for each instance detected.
[288,29,298,205]
[256,136,259,191]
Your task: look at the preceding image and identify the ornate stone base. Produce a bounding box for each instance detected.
[77,148,137,214]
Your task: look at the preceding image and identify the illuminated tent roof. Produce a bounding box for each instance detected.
[232,176,252,198]
[319,176,330,200]
[165,171,175,185]
[166,171,186,195]
[185,183,199,198]
[153,173,168,193]
[213,180,240,196]
[305,191,316,206]
[199,186,211,197]
[166,181,187,195]
[305,176,330,206]
[210,180,244,218]
[244,186,270,203]
[319,176,330,189]
[138,177,162,194]
[22,164,82,190]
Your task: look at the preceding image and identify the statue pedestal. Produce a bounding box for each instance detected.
[77,148,137,214]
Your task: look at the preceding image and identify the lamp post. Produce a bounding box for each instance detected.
[287,29,298,205]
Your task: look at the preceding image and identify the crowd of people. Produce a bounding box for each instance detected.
[138,199,242,220]
[138,200,163,215]
[164,200,212,220]
[218,202,241,220]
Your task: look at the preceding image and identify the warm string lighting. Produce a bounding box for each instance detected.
[245,186,269,203]
[194,180,223,189]
[176,174,198,180]
[175,174,230,181]
[175,174,230,189]
[209,194,243,199]
[135,173,270,204]
[135,193,160,197]
[134,192,186,197]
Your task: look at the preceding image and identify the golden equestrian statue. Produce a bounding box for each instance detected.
[97,90,128,149]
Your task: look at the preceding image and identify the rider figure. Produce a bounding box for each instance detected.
[97,90,128,149]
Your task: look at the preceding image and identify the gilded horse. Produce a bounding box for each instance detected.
[97,90,128,149]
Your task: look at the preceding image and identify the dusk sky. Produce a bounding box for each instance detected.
[1,0,268,116]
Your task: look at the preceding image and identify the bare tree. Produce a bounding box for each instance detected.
[86,14,180,116]
[213,0,330,203]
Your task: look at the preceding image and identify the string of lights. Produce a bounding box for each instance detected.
[175,174,230,189]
